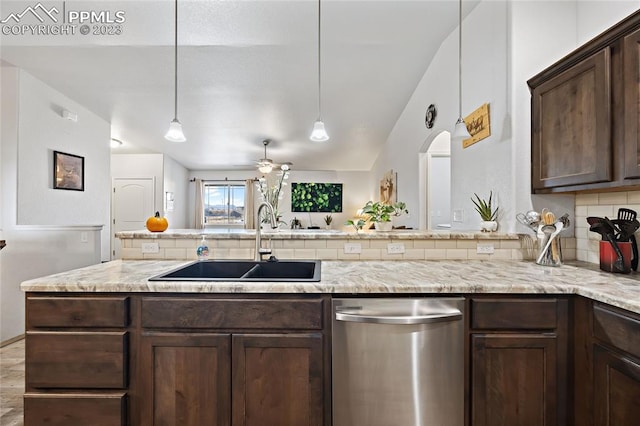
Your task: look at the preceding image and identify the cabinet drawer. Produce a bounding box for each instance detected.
[593,303,640,359]
[471,298,558,330]
[24,392,126,426]
[27,296,129,328]
[141,298,323,330]
[26,331,128,389]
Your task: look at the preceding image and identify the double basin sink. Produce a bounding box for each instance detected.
[149,259,321,282]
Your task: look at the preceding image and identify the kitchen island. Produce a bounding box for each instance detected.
[21,260,640,425]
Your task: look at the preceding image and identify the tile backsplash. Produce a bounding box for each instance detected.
[575,191,640,264]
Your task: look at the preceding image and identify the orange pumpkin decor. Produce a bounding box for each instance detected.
[146,211,168,232]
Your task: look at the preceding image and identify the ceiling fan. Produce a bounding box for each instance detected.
[256,139,291,173]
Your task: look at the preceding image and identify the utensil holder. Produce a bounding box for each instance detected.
[599,241,632,273]
[536,232,563,266]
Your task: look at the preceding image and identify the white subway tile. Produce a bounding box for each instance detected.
[598,192,627,206]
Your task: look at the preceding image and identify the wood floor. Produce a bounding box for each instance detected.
[0,338,24,426]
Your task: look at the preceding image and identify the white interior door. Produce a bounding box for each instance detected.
[112,178,155,259]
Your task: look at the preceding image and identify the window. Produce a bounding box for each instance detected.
[203,182,245,225]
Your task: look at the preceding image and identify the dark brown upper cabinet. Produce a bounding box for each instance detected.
[624,26,640,179]
[528,10,640,193]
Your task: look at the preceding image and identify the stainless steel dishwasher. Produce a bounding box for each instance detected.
[332,297,464,426]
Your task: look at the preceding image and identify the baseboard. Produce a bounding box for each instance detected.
[1,334,25,347]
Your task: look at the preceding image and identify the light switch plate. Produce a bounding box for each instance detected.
[387,243,405,254]
[453,209,464,222]
[344,243,362,254]
[141,242,160,254]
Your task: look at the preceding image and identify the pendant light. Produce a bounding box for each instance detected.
[452,0,471,140]
[310,0,329,142]
[164,0,186,142]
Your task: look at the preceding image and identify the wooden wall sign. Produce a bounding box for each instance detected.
[462,103,491,148]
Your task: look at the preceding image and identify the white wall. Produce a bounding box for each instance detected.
[163,155,189,228]
[1,67,105,343]
[188,169,370,230]
[15,71,111,259]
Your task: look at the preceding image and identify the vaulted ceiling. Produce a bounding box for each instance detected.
[0,0,477,171]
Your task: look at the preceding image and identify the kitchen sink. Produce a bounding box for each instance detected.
[149,259,321,282]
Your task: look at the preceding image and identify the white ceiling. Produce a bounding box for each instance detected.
[0,0,477,171]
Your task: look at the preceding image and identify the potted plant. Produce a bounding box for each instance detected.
[472,191,499,232]
[324,214,333,230]
[361,200,408,231]
[345,218,365,233]
[290,217,302,229]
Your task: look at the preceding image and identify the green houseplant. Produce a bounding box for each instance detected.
[471,191,499,232]
[361,201,408,231]
[324,214,333,229]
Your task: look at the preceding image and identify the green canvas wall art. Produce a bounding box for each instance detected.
[291,183,343,213]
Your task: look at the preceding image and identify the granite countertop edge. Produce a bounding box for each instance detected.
[115,229,521,240]
[20,259,640,315]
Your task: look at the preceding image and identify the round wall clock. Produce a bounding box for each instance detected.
[425,104,437,129]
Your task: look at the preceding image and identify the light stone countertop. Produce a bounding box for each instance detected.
[115,229,520,240]
[20,260,640,315]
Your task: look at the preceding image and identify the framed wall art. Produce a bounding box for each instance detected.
[53,150,84,191]
[291,182,343,213]
[380,169,397,204]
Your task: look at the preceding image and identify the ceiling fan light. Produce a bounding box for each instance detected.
[258,163,274,174]
[452,117,471,139]
[310,120,329,142]
[165,119,186,142]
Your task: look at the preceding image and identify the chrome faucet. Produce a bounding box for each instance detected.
[255,201,277,261]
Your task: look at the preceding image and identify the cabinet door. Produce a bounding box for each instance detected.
[471,334,558,426]
[593,345,640,425]
[531,49,611,190]
[232,333,324,426]
[624,27,640,178]
[138,333,231,426]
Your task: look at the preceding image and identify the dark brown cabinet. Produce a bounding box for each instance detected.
[623,26,640,178]
[528,10,640,193]
[531,49,612,190]
[139,333,231,425]
[469,297,568,426]
[593,345,640,425]
[23,295,131,426]
[231,334,324,426]
[24,293,329,426]
[591,303,640,426]
[137,296,329,426]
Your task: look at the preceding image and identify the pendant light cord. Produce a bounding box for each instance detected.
[173,0,179,119]
[317,0,322,120]
[458,0,462,117]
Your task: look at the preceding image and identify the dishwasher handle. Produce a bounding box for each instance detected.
[335,310,462,325]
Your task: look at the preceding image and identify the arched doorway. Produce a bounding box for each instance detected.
[418,131,451,230]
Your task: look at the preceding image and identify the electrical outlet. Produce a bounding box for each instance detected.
[387,243,405,254]
[453,209,464,222]
[80,232,88,243]
[141,242,160,254]
[344,243,362,254]
[476,243,495,254]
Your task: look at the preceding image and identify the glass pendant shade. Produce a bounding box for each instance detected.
[452,117,471,139]
[310,120,329,142]
[258,163,274,174]
[165,118,186,142]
